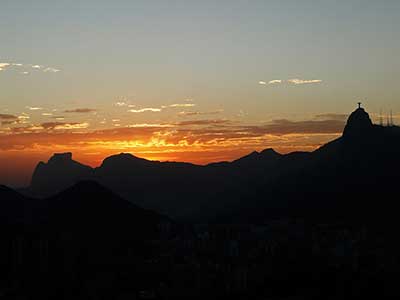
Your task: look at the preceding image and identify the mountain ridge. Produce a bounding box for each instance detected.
[18,105,400,222]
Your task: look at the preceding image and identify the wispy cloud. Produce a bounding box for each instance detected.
[65,108,97,113]
[43,67,60,73]
[177,119,232,126]
[268,80,282,84]
[257,118,344,135]
[128,108,162,113]
[169,103,196,108]
[128,123,174,128]
[26,106,43,111]
[287,78,322,85]
[115,102,128,107]
[315,113,348,121]
[18,114,30,120]
[178,110,223,117]
[0,62,61,74]
[8,122,90,132]
[259,78,322,86]
[41,122,89,130]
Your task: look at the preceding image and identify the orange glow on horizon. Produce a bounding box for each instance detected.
[0,120,344,186]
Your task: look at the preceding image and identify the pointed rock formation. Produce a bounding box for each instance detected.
[30,152,93,196]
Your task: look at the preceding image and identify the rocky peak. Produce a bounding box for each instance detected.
[260,148,281,157]
[343,106,373,138]
[48,152,73,164]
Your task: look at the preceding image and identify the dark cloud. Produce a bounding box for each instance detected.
[0,114,18,120]
[177,119,232,126]
[314,113,348,121]
[41,122,89,130]
[0,114,19,126]
[178,110,222,117]
[1,120,16,125]
[64,108,97,113]
[256,119,345,135]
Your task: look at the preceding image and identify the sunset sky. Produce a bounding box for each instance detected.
[1,0,400,186]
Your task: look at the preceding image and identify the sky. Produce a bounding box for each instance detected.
[1,0,400,186]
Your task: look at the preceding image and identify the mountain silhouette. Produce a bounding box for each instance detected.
[0,181,171,299]
[231,148,282,168]
[2,181,167,236]
[23,105,400,223]
[222,105,400,224]
[343,106,374,138]
[0,185,31,225]
[35,181,167,239]
[30,152,93,197]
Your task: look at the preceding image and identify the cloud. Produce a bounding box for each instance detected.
[128,108,162,113]
[65,108,97,113]
[0,114,19,126]
[41,122,89,130]
[287,79,322,85]
[178,110,223,117]
[115,102,128,107]
[177,119,232,126]
[7,122,89,132]
[0,62,60,74]
[169,103,196,108]
[260,79,322,86]
[0,114,18,120]
[18,114,30,120]
[315,113,348,121]
[0,63,11,71]
[1,120,17,126]
[257,118,344,135]
[128,123,174,128]
[43,67,60,73]
[268,80,282,84]
[26,106,43,111]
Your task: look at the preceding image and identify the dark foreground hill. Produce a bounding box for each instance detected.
[24,106,400,223]
[0,181,172,299]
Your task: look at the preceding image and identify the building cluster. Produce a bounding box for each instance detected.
[0,219,397,299]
